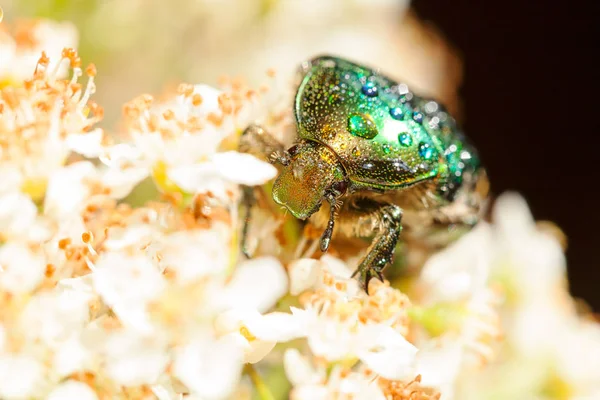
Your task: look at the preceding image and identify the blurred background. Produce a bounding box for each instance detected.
[2,0,598,310]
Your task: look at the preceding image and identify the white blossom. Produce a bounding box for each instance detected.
[173,333,245,400]
[46,381,99,400]
[0,354,45,400]
[93,252,166,332]
[0,242,46,294]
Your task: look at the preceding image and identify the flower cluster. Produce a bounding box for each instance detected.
[0,17,599,400]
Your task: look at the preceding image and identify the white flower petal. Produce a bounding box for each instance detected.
[320,254,355,279]
[103,226,157,251]
[0,325,5,352]
[44,161,96,219]
[104,330,169,386]
[213,151,278,185]
[0,354,45,399]
[246,311,305,342]
[245,337,276,364]
[306,318,356,361]
[20,287,92,345]
[356,325,418,380]
[174,334,244,400]
[47,381,98,400]
[414,342,464,396]
[284,348,321,386]
[53,335,89,378]
[66,129,104,158]
[168,163,227,197]
[0,192,37,237]
[292,386,329,400]
[0,243,46,294]
[160,229,230,282]
[216,308,304,343]
[220,256,288,312]
[99,166,149,199]
[420,223,493,302]
[493,192,535,234]
[93,252,165,332]
[100,143,143,168]
[151,383,179,400]
[0,166,22,194]
[289,258,320,295]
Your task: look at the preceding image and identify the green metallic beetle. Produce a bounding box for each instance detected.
[240,55,489,292]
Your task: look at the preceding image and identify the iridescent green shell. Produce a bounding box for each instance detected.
[295,55,480,201]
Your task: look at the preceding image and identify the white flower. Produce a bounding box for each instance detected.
[0,48,105,203]
[0,192,38,239]
[284,348,387,400]
[412,221,501,397]
[44,161,146,220]
[492,192,567,296]
[0,324,5,351]
[47,381,98,400]
[168,151,277,196]
[19,285,93,346]
[52,334,90,378]
[295,305,418,379]
[44,162,97,220]
[158,226,231,283]
[288,258,325,296]
[93,251,166,332]
[419,223,494,303]
[103,328,169,386]
[556,320,600,398]
[212,256,288,313]
[102,84,275,199]
[0,20,78,81]
[288,256,417,380]
[413,341,465,399]
[0,353,45,400]
[491,192,571,355]
[173,333,245,400]
[0,242,46,294]
[215,308,303,363]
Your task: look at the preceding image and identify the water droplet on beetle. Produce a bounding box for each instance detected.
[389,107,404,120]
[348,113,378,139]
[418,142,435,160]
[398,133,413,147]
[361,81,378,97]
[413,111,424,123]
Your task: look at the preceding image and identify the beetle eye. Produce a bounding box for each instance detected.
[331,180,348,196]
[287,144,300,157]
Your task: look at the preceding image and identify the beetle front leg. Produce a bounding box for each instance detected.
[238,124,287,258]
[351,203,403,293]
[239,124,290,165]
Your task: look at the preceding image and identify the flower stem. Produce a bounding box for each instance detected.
[244,364,276,400]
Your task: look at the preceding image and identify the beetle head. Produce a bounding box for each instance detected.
[272,141,346,220]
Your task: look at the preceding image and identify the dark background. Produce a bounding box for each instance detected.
[412,0,600,310]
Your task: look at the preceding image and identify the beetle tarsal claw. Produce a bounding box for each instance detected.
[319,195,338,252]
[351,266,382,294]
[319,216,335,252]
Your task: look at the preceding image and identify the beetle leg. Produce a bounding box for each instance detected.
[351,203,403,293]
[240,185,256,258]
[240,124,290,165]
[238,124,288,258]
[319,193,339,252]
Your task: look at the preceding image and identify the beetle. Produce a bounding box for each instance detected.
[240,55,489,292]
